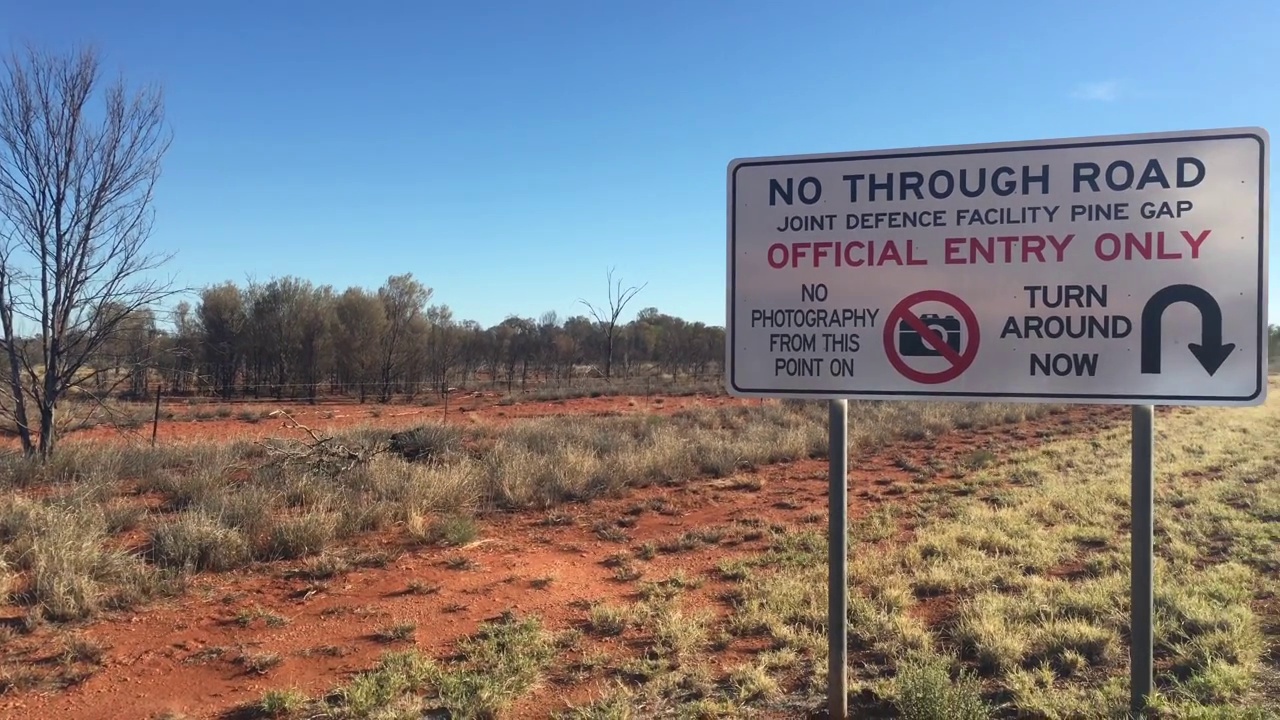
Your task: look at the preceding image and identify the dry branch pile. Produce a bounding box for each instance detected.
[255,410,386,476]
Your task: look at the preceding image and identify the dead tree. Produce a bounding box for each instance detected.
[0,45,178,458]
[579,267,646,381]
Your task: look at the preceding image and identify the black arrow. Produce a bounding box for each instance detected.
[1140,284,1234,376]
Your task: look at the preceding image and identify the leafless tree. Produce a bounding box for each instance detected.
[579,267,646,381]
[0,45,177,458]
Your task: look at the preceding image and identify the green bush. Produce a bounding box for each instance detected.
[894,654,990,720]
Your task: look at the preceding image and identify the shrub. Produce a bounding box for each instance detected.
[894,654,991,720]
[588,604,630,636]
[150,513,252,572]
[388,425,462,462]
[14,504,159,621]
[264,512,337,560]
[408,514,478,547]
[259,688,307,717]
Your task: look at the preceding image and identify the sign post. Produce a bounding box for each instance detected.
[1131,404,1155,716]
[725,128,1268,719]
[828,398,848,720]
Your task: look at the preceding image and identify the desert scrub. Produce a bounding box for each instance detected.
[324,612,556,718]
[894,653,990,720]
[0,498,164,621]
[0,399,1070,627]
[712,398,1280,716]
[150,512,252,572]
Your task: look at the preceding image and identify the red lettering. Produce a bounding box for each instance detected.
[1022,235,1046,263]
[813,241,833,267]
[792,242,811,268]
[1124,233,1151,260]
[879,241,902,266]
[967,237,990,264]
[845,241,864,267]
[944,237,965,264]
[1096,233,1121,261]
[768,243,788,268]
[1047,234,1073,262]
[907,240,927,265]
[768,239,944,268]
[996,236,1018,263]
[1157,231,1182,260]
[1182,229,1210,259]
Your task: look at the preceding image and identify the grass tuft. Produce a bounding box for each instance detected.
[150,513,252,572]
[258,687,307,717]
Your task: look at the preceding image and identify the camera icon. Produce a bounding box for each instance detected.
[898,314,962,357]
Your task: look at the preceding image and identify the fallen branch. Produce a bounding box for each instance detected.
[255,409,388,476]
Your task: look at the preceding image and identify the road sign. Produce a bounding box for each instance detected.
[726,127,1269,405]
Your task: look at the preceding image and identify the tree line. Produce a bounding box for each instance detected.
[93,271,725,402]
[0,46,721,458]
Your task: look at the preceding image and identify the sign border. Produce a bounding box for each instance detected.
[725,128,1269,404]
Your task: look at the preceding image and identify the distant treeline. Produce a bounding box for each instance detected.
[83,273,724,401]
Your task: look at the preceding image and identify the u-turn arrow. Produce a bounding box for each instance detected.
[1139,284,1234,376]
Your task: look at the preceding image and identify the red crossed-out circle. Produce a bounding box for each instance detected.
[882,290,980,385]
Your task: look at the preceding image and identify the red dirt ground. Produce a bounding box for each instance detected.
[54,393,753,446]
[0,404,1132,720]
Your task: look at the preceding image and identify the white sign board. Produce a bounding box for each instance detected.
[726,128,1269,405]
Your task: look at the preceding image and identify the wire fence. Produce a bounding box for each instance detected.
[59,375,727,409]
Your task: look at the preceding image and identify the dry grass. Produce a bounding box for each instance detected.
[325,392,1269,719]
[5,386,1272,717]
[681,396,1280,717]
[0,399,1050,625]
[296,611,556,719]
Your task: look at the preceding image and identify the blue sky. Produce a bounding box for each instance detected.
[3,0,1277,328]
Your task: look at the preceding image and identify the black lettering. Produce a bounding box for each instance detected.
[798,177,822,204]
[960,168,986,198]
[828,358,856,377]
[1031,353,1051,376]
[929,170,955,199]
[1136,158,1170,190]
[769,178,793,206]
[823,333,861,353]
[1106,161,1134,191]
[1004,314,1132,340]
[1023,164,1050,194]
[801,283,828,302]
[991,166,1017,196]
[1031,353,1099,376]
[1074,162,1100,192]
[868,173,893,201]
[1178,157,1205,188]
[900,171,924,200]
[843,174,865,202]
[775,357,823,377]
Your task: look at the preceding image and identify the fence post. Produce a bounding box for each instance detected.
[151,384,162,446]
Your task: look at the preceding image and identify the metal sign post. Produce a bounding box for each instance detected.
[1131,405,1155,716]
[828,399,849,719]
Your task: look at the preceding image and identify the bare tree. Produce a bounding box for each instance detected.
[0,45,176,458]
[579,267,646,381]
